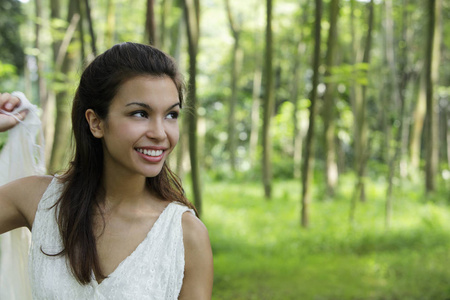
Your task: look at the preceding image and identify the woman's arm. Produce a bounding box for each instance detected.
[178,212,214,300]
[0,92,51,234]
[0,176,52,234]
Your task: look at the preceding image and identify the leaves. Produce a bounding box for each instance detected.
[325,63,370,86]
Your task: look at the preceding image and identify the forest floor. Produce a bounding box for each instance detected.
[197,175,450,300]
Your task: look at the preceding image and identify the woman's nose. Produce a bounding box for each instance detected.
[146,118,167,140]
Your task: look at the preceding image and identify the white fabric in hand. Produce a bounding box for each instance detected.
[0,91,45,300]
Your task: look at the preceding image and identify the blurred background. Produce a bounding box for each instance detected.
[0,0,449,298]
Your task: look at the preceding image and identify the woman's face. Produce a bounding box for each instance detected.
[97,75,180,179]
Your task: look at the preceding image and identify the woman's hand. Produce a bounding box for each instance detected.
[0,92,28,132]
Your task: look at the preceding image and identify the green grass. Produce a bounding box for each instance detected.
[197,177,450,300]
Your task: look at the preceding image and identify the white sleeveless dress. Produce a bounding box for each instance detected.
[29,178,195,300]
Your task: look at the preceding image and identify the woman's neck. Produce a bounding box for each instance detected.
[100,168,153,210]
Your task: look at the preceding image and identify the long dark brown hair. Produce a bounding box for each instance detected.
[52,42,196,284]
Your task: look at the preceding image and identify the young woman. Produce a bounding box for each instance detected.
[0,42,213,299]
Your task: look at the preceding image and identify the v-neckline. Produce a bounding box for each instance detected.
[92,201,174,287]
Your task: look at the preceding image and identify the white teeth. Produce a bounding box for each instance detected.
[137,148,163,157]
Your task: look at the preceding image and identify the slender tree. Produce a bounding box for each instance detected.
[425,0,441,193]
[159,0,168,50]
[292,1,309,179]
[301,0,322,228]
[35,0,47,110]
[76,0,86,61]
[49,0,80,172]
[445,103,450,169]
[224,0,242,173]
[83,0,96,56]
[182,0,202,214]
[397,0,413,179]
[105,0,116,48]
[349,0,374,222]
[409,73,427,172]
[384,0,403,229]
[262,0,275,199]
[249,1,263,168]
[249,68,261,167]
[42,0,63,165]
[145,0,158,46]
[323,0,340,197]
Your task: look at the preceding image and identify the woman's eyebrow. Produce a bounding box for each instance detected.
[125,102,180,110]
[125,102,151,109]
[167,103,181,110]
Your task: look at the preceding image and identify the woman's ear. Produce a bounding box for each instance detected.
[85,109,104,138]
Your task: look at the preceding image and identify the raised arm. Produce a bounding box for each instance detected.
[178,212,214,300]
[0,92,51,234]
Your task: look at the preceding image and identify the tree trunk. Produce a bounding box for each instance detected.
[440,103,449,173]
[249,1,263,169]
[83,0,96,56]
[145,0,157,46]
[249,68,261,168]
[224,0,241,173]
[323,0,340,197]
[301,0,322,228]
[354,0,373,204]
[398,0,413,179]
[174,4,186,177]
[385,0,416,228]
[349,0,362,214]
[445,104,450,169]
[159,0,167,50]
[425,0,441,193]
[35,0,47,110]
[105,0,115,48]
[42,0,63,166]
[262,0,275,199]
[49,0,80,173]
[349,0,374,222]
[384,0,402,229]
[76,0,86,61]
[182,0,202,215]
[172,6,184,59]
[292,1,309,180]
[409,73,426,172]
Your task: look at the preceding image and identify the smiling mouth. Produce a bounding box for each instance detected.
[135,148,164,157]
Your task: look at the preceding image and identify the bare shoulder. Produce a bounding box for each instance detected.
[8,175,53,199]
[0,175,53,231]
[18,174,53,186]
[181,211,210,243]
[179,211,214,300]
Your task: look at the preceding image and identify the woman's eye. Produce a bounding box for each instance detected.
[132,111,148,118]
[167,111,179,120]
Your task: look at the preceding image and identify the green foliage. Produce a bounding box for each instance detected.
[326,63,370,86]
[0,60,19,92]
[0,60,16,149]
[0,0,25,71]
[198,177,450,299]
[0,61,16,77]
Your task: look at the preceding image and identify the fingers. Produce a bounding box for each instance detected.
[0,93,21,112]
[0,93,27,132]
[16,109,29,121]
[0,113,21,132]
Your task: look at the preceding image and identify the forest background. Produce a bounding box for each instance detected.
[0,0,449,298]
